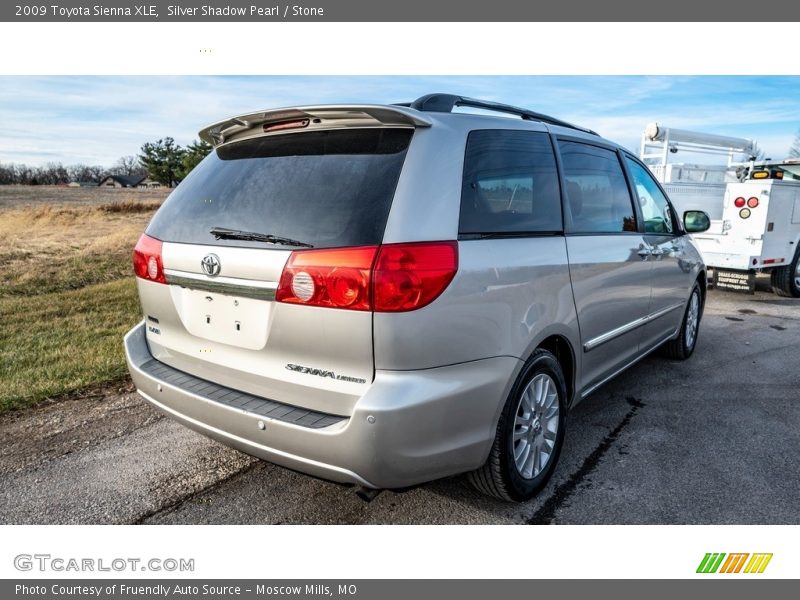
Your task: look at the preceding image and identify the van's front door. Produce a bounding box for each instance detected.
[624,155,693,351]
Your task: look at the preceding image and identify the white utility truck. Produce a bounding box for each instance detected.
[640,123,800,296]
[697,169,800,296]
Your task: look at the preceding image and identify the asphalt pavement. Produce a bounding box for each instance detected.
[1,285,798,524]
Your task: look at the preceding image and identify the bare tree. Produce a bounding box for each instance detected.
[0,163,14,185]
[42,162,70,185]
[15,164,33,184]
[0,156,144,186]
[68,164,107,183]
[748,143,767,162]
[110,155,147,178]
[789,129,800,159]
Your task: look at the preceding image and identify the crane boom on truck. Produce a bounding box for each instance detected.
[640,122,758,220]
[641,122,758,175]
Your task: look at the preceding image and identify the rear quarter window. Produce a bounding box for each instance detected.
[146,128,413,249]
[459,129,562,235]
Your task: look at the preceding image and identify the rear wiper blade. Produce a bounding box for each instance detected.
[209,227,314,248]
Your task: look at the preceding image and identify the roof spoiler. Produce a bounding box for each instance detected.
[199,104,432,147]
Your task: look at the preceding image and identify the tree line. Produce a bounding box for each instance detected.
[3,129,797,187]
[0,137,212,187]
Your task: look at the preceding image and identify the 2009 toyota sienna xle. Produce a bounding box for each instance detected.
[124,94,711,502]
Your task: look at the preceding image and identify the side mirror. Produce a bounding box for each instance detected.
[683,210,710,233]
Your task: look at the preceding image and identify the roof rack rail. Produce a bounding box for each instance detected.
[395,93,598,136]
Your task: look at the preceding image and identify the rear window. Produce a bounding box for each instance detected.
[146,128,413,249]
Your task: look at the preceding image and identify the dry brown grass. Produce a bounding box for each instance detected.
[0,185,168,209]
[0,189,166,296]
[0,186,169,410]
[98,200,162,213]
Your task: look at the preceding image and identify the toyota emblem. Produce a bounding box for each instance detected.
[201,254,221,277]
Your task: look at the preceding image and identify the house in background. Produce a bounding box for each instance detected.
[137,178,162,189]
[67,181,98,188]
[98,174,145,188]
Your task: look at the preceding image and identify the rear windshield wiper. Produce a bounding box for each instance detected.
[209,227,314,248]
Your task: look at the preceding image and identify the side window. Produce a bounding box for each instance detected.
[558,141,637,234]
[460,130,562,234]
[624,157,675,234]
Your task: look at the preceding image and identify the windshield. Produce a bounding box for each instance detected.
[146,128,413,249]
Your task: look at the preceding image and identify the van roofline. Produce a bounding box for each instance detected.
[395,93,599,137]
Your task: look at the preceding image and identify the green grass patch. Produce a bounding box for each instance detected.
[0,188,165,413]
[0,278,142,412]
[0,247,135,297]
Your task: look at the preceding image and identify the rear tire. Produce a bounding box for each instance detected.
[770,250,800,297]
[659,282,702,360]
[468,349,567,502]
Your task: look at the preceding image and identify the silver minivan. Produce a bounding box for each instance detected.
[125,94,711,501]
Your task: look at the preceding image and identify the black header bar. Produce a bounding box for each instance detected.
[3,579,797,600]
[3,0,794,21]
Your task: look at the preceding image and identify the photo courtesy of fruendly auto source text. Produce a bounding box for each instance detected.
[0,0,798,595]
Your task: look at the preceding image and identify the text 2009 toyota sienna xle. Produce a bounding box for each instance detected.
[124,94,711,501]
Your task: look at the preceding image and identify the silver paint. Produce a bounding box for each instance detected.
[126,102,706,490]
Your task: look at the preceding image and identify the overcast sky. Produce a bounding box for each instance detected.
[1,76,798,167]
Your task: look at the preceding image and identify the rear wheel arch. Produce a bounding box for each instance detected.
[484,333,577,465]
[469,347,568,501]
[536,334,576,408]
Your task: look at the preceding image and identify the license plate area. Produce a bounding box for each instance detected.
[712,269,756,294]
[169,286,271,350]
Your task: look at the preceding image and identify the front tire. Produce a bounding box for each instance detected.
[468,349,567,502]
[770,249,800,297]
[659,282,702,360]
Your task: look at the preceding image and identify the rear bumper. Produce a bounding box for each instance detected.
[698,250,757,271]
[124,322,518,489]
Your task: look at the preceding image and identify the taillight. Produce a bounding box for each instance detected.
[133,233,166,284]
[276,246,377,311]
[275,241,458,312]
[373,242,458,312]
[747,197,759,208]
[734,197,746,208]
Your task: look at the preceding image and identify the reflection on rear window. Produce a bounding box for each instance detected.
[146,128,413,249]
